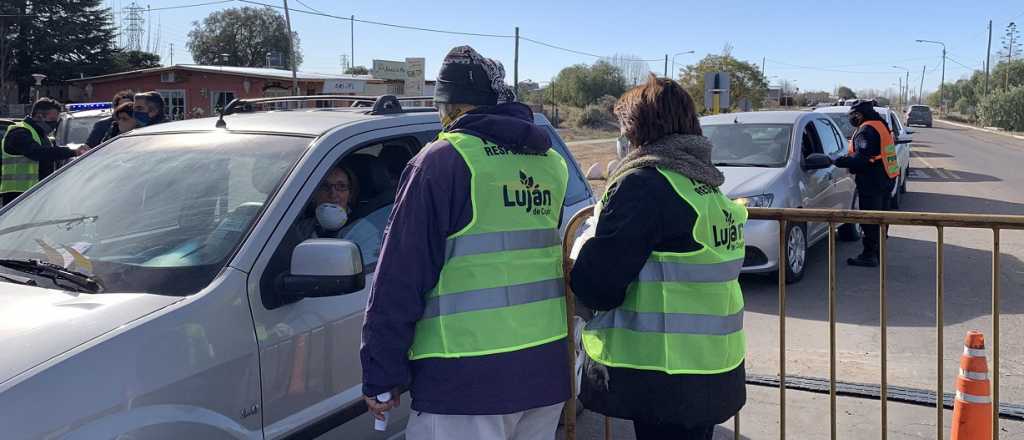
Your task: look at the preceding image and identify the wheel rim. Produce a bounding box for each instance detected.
[788,227,806,274]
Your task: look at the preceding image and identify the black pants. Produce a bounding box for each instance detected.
[633,420,715,440]
[857,191,891,257]
[1,192,21,206]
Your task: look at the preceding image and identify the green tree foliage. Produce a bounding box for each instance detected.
[345,65,369,75]
[111,50,161,72]
[992,59,1024,91]
[547,61,627,108]
[4,0,117,102]
[837,86,857,99]
[187,7,302,69]
[678,50,767,111]
[978,86,1024,131]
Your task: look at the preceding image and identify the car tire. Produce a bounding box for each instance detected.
[778,223,807,284]
[838,223,862,242]
[890,185,901,210]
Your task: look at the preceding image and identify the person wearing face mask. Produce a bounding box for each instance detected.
[833,99,899,267]
[360,45,571,440]
[572,75,746,440]
[100,102,141,143]
[1,98,84,205]
[132,91,168,126]
[295,165,358,239]
[86,90,133,148]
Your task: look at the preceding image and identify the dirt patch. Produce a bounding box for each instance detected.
[556,127,619,143]
[567,140,617,196]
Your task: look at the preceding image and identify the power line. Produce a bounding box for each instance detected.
[293,0,324,15]
[519,36,660,62]
[149,0,233,11]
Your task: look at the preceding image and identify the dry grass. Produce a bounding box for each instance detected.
[567,139,617,196]
[555,126,619,143]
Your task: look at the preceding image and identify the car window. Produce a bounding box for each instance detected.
[703,123,791,167]
[542,126,592,205]
[889,113,903,133]
[813,119,843,155]
[801,122,825,156]
[0,133,307,295]
[823,112,855,139]
[60,115,102,146]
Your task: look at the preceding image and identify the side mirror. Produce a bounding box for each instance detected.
[896,136,913,144]
[905,128,915,134]
[803,153,833,170]
[278,239,365,298]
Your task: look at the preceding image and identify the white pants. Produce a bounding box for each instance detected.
[405,402,565,440]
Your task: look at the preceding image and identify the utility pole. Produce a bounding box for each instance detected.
[664,54,668,77]
[145,4,151,53]
[169,43,174,65]
[919,65,925,105]
[514,27,519,98]
[985,20,992,94]
[897,76,902,111]
[351,15,355,71]
[282,0,299,95]
[762,56,765,77]
[940,46,946,113]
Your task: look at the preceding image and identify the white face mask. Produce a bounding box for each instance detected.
[316,203,348,232]
[615,135,632,160]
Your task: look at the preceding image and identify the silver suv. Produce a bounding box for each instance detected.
[0,96,594,439]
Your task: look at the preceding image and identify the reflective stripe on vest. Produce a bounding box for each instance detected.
[1,122,41,194]
[583,168,747,375]
[847,120,900,179]
[408,131,570,360]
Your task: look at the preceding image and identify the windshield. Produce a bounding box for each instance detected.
[60,114,104,146]
[703,123,791,167]
[909,106,931,113]
[822,112,855,139]
[0,132,307,295]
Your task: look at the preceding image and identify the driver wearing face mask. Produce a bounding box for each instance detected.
[1,98,85,205]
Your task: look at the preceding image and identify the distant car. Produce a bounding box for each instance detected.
[55,108,109,150]
[906,105,933,127]
[813,106,912,209]
[700,111,859,283]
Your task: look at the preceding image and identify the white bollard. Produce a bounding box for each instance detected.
[605,159,619,178]
[586,163,603,180]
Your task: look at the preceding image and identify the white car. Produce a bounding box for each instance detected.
[55,108,109,150]
[0,96,595,439]
[813,105,913,209]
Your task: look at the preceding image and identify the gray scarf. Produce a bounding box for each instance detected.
[609,133,725,186]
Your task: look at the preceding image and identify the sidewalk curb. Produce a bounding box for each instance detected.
[936,118,1024,141]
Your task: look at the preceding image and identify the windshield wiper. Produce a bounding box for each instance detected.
[713,162,776,168]
[0,215,98,237]
[0,259,102,293]
[0,271,37,287]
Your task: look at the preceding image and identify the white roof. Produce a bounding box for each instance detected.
[701,111,810,125]
[70,64,371,82]
[813,106,893,116]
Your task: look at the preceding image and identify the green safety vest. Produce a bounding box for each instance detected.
[408,131,570,360]
[582,168,748,375]
[1,121,41,194]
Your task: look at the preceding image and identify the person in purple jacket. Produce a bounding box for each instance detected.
[360,45,570,439]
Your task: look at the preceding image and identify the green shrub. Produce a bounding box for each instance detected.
[978,86,1024,132]
[573,104,611,129]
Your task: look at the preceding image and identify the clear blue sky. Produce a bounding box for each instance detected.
[114,0,1023,96]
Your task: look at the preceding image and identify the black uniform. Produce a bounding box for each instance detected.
[1,117,76,204]
[570,167,745,440]
[834,122,896,259]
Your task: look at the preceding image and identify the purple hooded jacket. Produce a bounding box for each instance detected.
[360,103,571,414]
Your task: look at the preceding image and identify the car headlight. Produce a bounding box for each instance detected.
[733,194,774,208]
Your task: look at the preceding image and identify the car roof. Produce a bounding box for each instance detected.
[123,107,553,138]
[64,109,109,118]
[700,111,811,125]
[813,106,893,116]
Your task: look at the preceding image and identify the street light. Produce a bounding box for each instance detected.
[31,73,45,102]
[916,39,946,113]
[892,66,910,111]
[671,50,695,78]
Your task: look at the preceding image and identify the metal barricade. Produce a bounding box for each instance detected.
[560,206,1024,440]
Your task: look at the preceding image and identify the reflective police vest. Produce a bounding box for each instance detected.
[1,121,42,194]
[583,168,747,375]
[848,120,900,179]
[408,131,570,360]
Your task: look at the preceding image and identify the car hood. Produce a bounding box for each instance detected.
[0,283,181,384]
[718,166,787,199]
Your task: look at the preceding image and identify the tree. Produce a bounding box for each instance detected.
[978,85,1024,131]
[345,65,369,75]
[601,54,653,86]
[111,50,162,72]
[997,22,1021,65]
[547,61,627,108]
[837,86,857,99]
[5,0,117,103]
[992,58,1024,91]
[187,6,302,69]
[678,47,767,111]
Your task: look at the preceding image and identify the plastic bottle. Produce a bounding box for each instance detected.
[373,392,391,431]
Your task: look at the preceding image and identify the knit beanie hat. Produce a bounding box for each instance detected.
[434,45,516,105]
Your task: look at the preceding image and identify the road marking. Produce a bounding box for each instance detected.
[913,155,959,180]
[936,119,1024,142]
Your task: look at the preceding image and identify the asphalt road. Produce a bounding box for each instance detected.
[568,120,1024,439]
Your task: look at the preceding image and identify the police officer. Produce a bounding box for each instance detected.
[1,98,83,204]
[360,46,571,439]
[834,99,899,267]
[571,75,746,440]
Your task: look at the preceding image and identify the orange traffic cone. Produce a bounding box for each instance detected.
[951,330,992,440]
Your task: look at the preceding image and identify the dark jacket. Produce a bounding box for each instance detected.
[834,123,895,195]
[360,102,570,415]
[2,117,76,182]
[570,167,745,427]
[100,120,122,143]
[86,116,113,147]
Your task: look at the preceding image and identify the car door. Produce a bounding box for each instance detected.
[798,120,832,239]
[246,127,437,440]
[812,118,849,210]
[818,119,857,208]
[887,112,911,186]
